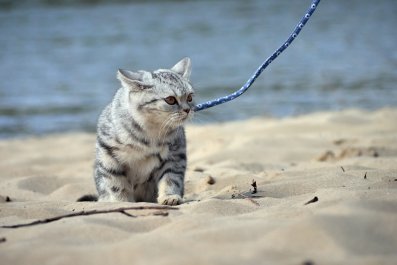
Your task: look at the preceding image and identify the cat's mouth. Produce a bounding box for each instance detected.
[161,110,192,128]
[174,111,192,124]
[181,110,193,121]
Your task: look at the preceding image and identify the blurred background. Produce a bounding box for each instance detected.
[0,0,396,138]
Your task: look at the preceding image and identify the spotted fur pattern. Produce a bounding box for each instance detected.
[93,58,194,205]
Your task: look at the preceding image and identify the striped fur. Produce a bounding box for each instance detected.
[94,58,194,205]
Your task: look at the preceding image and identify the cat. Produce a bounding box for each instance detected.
[78,58,194,205]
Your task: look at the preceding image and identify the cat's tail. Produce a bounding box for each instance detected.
[77,194,98,202]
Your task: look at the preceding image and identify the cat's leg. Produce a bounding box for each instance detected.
[95,160,133,202]
[157,131,187,205]
[94,139,134,202]
[157,170,185,206]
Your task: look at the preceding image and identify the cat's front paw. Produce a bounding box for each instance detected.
[158,194,183,206]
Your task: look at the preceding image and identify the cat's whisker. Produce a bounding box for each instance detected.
[190,112,216,124]
[186,112,195,123]
[161,118,176,142]
[157,113,179,144]
[157,116,173,143]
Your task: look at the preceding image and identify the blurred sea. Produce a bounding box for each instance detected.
[0,0,396,138]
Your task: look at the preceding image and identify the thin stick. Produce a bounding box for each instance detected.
[251,179,257,194]
[233,193,260,206]
[1,205,177,229]
[304,196,319,205]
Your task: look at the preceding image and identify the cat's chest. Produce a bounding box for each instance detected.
[118,143,169,175]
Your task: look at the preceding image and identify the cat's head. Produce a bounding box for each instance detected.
[117,57,195,129]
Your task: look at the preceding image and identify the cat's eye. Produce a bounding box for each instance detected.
[187,93,193,103]
[164,96,177,105]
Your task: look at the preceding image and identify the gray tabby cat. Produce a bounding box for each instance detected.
[85,58,194,205]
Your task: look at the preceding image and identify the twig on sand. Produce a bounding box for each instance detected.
[0,205,177,229]
[231,179,261,206]
[340,166,345,172]
[304,196,319,205]
[251,179,257,194]
[232,193,260,206]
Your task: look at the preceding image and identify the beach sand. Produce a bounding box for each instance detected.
[1,108,396,265]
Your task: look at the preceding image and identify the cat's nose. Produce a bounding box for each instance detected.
[183,108,190,114]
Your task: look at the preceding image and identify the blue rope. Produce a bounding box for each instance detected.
[194,0,321,112]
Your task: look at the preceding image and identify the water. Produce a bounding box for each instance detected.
[0,0,396,138]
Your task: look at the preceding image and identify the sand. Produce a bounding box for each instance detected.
[0,108,396,265]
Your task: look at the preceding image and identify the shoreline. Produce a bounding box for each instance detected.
[1,106,396,140]
[1,107,397,264]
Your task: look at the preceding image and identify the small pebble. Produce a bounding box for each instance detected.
[205,175,215,185]
[194,167,205,172]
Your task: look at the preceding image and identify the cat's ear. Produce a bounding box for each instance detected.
[171,57,191,80]
[117,69,153,91]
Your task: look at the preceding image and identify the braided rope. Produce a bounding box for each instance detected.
[194,0,321,112]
